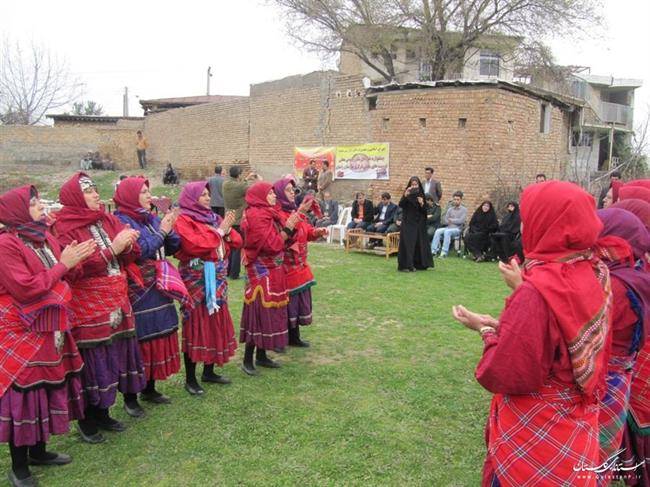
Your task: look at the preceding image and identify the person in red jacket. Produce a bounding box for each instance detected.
[54,172,145,443]
[0,185,95,486]
[272,178,326,348]
[239,182,299,375]
[452,181,612,487]
[174,181,242,395]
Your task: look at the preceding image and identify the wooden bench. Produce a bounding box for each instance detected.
[344,229,400,259]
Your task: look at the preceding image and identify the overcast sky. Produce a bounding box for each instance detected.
[2,0,648,131]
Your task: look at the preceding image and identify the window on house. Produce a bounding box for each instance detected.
[539,103,551,133]
[406,49,417,61]
[382,118,390,130]
[419,118,427,128]
[479,50,500,77]
[458,118,467,128]
[571,131,593,147]
[367,96,377,111]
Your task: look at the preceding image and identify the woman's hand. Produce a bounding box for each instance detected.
[299,199,314,214]
[286,212,300,230]
[111,226,139,254]
[452,305,498,332]
[498,258,523,290]
[219,211,236,234]
[159,208,178,234]
[60,239,97,269]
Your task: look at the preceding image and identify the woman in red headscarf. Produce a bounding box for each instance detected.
[619,183,650,204]
[594,209,650,485]
[272,178,327,349]
[114,177,187,405]
[602,180,624,208]
[173,181,242,395]
[612,199,650,231]
[452,181,612,487]
[239,182,298,375]
[54,172,144,444]
[0,186,95,485]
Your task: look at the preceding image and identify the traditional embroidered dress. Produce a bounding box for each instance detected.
[174,182,241,365]
[0,186,84,447]
[273,179,322,329]
[240,182,289,350]
[54,173,145,411]
[114,177,185,382]
[478,181,612,487]
[593,209,650,486]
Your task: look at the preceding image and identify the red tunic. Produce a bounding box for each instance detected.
[0,233,84,390]
[55,223,140,347]
[174,215,242,364]
[610,277,639,357]
[478,282,600,487]
[277,210,320,293]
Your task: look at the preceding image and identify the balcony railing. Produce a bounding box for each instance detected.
[600,101,632,128]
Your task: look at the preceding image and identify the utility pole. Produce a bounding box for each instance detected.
[123,87,129,117]
[608,123,615,171]
[206,66,212,96]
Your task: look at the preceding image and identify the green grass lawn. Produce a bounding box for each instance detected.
[2,246,511,486]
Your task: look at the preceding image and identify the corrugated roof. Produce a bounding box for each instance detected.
[46,114,144,122]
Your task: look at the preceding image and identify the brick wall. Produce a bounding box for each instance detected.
[0,125,142,171]
[143,98,250,180]
[365,86,570,207]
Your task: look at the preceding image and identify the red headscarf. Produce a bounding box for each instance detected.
[113,177,152,224]
[55,172,112,235]
[625,179,650,190]
[303,193,323,218]
[611,199,650,231]
[610,180,623,205]
[242,182,283,262]
[520,181,610,398]
[0,185,48,243]
[619,184,650,204]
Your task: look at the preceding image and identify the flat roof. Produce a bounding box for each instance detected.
[46,114,144,122]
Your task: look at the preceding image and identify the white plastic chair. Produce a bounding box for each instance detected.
[327,207,352,246]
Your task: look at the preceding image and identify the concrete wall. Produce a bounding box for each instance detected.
[0,125,141,170]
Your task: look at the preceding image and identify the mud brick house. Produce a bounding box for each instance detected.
[139,71,577,205]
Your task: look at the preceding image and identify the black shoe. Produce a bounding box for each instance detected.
[76,424,106,444]
[184,382,205,396]
[95,416,126,432]
[28,452,72,466]
[140,391,172,404]
[255,358,281,368]
[123,401,145,418]
[240,363,259,376]
[288,339,310,348]
[7,471,37,487]
[273,347,286,354]
[201,373,232,385]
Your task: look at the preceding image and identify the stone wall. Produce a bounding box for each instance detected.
[0,125,141,170]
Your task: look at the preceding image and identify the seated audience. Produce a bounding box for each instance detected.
[386,206,403,233]
[80,152,93,170]
[425,195,441,241]
[101,154,115,171]
[535,173,546,183]
[163,164,179,185]
[465,201,499,262]
[490,201,523,262]
[347,192,374,230]
[366,193,397,234]
[430,191,467,257]
[316,191,339,228]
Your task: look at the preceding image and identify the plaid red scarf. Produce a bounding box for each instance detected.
[68,273,130,323]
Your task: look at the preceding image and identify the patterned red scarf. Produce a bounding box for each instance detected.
[0,185,48,243]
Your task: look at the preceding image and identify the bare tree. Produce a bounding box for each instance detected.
[0,39,82,125]
[272,0,602,83]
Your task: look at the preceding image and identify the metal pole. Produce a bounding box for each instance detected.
[206,67,212,96]
[123,87,129,117]
[608,123,614,171]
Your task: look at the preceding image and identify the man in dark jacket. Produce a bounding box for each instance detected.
[208,165,225,217]
[367,192,397,234]
[316,191,339,227]
[347,192,374,230]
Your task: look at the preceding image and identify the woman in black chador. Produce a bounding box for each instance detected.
[397,176,434,272]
